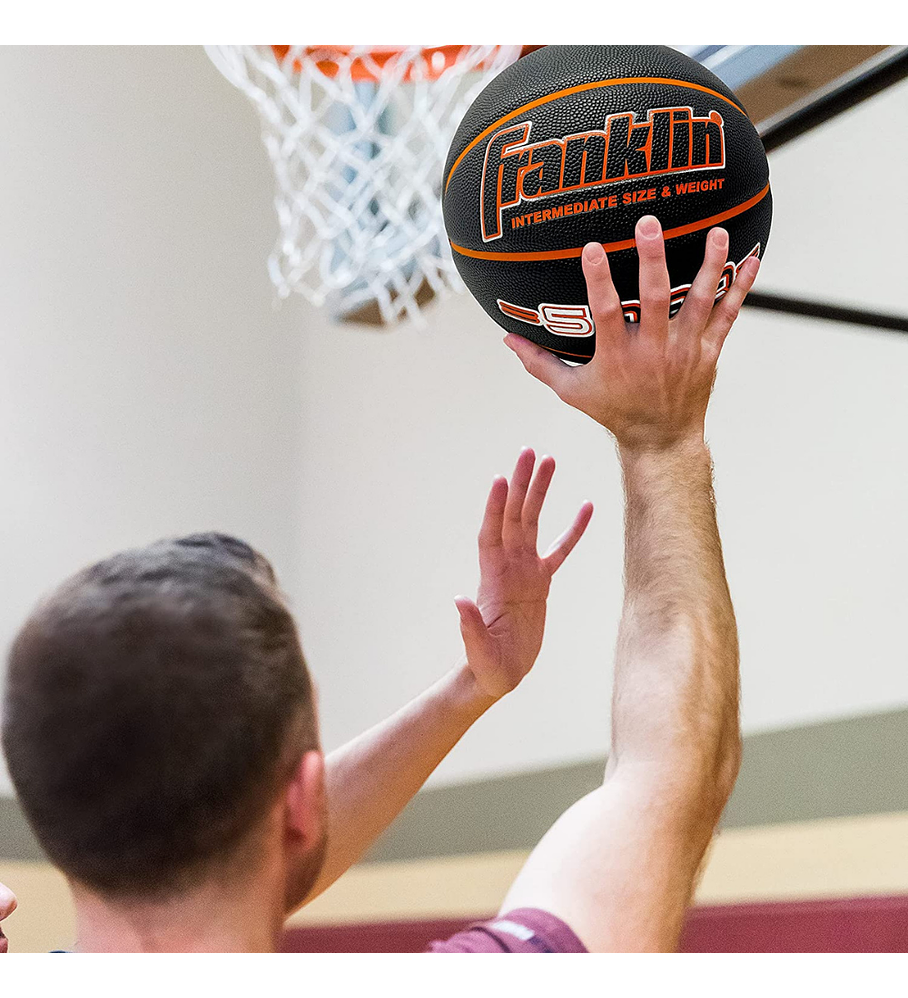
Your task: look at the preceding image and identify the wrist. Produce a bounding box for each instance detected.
[617,431,709,466]
[441,657,500,721]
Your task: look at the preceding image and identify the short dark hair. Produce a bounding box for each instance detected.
[2,532,317,899]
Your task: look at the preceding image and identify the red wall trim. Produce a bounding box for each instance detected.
[681,894,908,953]
[283,895,908,953]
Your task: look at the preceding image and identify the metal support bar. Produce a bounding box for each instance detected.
[747,47,908,334]
[743,290,908,335]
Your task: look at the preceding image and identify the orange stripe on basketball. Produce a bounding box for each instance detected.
[450,184,770,262]
[444,77,746,193]
[503,304,537,314]
[499,304,540,321]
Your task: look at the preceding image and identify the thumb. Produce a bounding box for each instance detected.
[454,596,490,652]
[503,334,572,398]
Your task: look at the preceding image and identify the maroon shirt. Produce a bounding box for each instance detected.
[429,908,586,953]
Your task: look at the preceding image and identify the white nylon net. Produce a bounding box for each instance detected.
[205,45,522,324]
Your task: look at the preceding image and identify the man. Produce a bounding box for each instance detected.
[0,215,757,952]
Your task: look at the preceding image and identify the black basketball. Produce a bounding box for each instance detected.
[442,45,771,362]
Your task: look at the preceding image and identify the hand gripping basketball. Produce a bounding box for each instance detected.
[504,216,759,450]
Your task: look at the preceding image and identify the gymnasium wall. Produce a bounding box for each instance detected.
[0,45,310,794]
[293,70,908,784]
[2,46,908,952]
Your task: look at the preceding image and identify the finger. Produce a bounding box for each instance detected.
[522,454,556,546]
[705,254,760,351]
[477,474,508,550]
[543,500,594,574]
[454,595,491,655]
[502,448,535,549]
[678,227,729,331]
[0,884,17,920]
[503,334,573,398]
[636,215,671,343]
[581,242,626,359]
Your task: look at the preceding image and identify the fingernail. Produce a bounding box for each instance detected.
[710,227,729,247]
[583,242,604,263]
[638,215,661,238]
[742,256,760,276]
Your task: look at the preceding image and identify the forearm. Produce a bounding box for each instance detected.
[500,220,756,951]
[499,438,740,950]
[297,660,495,907]
[610,436,740,800]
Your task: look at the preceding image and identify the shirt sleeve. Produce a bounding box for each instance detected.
[428,908,587,953]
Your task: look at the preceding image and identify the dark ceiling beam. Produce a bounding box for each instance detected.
[744,291,908,335]
[744,46,908,334]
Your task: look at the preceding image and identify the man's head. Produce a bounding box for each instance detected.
[2,532,326,914]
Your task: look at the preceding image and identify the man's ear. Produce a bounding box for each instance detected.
[284,750,326,847]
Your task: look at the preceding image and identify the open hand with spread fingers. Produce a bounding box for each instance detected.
[456,448,593,701]
[503,216,760,452]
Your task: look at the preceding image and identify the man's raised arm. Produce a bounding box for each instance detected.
[499,216,758,952]
[294,450,592,910]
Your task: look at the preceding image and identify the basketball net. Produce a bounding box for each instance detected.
[205,45,522,324]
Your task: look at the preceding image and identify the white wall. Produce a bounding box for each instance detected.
[293,290,620,782]
[0,46,309,793]
[2,48,907,796]
[292,74,908,785]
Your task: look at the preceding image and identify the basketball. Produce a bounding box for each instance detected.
[442,45,772,362]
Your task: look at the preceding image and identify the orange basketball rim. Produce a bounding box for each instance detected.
[271,45,543,81]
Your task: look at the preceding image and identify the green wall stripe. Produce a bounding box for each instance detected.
[364,706,908,863]
[3,706,908,864]
[364,760,606,864]
[0,796,46,862]
[723,707,908,828]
